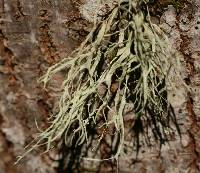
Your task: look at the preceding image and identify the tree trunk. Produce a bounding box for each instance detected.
[0,0,200,173]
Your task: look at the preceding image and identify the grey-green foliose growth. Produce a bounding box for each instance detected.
[17,0,184,163]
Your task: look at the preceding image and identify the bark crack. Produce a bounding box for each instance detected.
[176,2,200,171]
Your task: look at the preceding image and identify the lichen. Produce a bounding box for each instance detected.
[17,0,184,163]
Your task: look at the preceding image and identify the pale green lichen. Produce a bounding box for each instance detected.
[17,0,183,163]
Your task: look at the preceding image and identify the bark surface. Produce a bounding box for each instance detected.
[0,0,200,173]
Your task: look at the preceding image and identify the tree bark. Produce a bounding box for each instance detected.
[0,0,200,173]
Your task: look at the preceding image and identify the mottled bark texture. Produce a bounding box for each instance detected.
[0,0,200,173]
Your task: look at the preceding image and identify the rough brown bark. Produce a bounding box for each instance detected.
[0,1,81,173]
[0,0,200,173]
